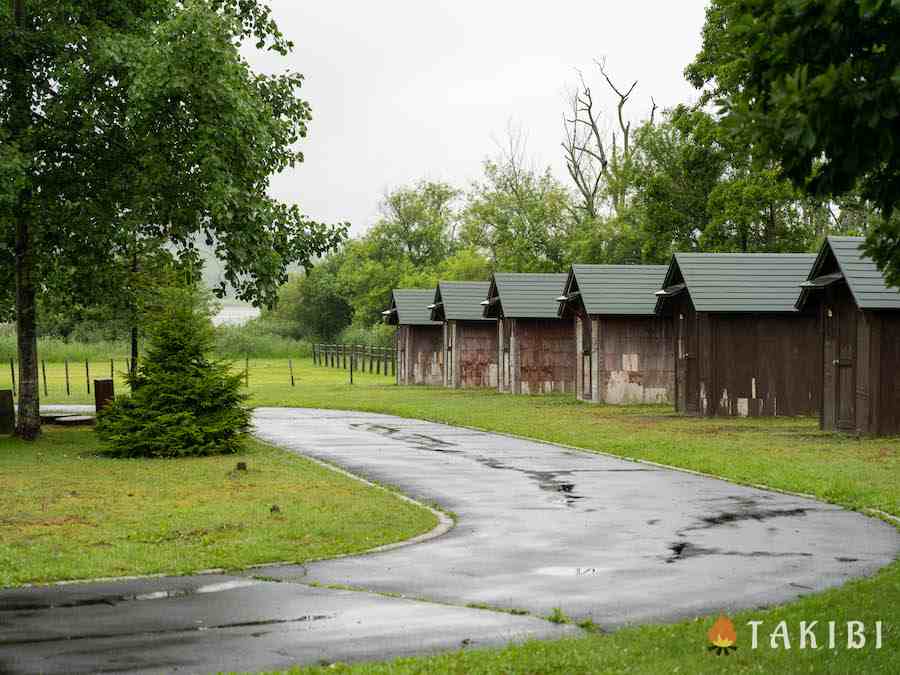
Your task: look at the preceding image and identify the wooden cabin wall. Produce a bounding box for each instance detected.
[701,313,820,417]
[669,293,820,418]
[447,320,498,388]
[503,319,576,394]
[596,317,674,404]
[397,325,443,386]
[819,281,900,436]
[877,313,900,436]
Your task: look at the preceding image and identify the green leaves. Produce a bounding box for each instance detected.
[688,0,900,283]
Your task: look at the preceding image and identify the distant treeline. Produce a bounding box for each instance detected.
[267,94,881,343]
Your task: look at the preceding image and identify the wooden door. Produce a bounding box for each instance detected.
[581,316,592,401]
[830,289,857,430]
[675,301,699,414]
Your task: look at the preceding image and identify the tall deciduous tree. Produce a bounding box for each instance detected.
[686,0,900,284]
[462,132,574,272]
[0,1,345,438]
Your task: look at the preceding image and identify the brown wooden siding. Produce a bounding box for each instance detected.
[599,317,674,404]
[498,318,575,394]
[816,281,900,436]
[396,325,443,385]
[670,294,820,417]
[878,312,900,435]
[446,320,498,388]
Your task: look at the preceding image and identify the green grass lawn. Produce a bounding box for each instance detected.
[0,427,437,587]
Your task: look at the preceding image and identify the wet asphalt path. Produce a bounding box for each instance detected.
[2,407,897,674]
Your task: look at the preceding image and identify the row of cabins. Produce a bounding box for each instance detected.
[383,237,900,436]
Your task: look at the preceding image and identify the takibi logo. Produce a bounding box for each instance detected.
[707,615,738,655]
[705,615,885,654]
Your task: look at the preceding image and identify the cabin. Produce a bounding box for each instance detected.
[382,289,444,386]
[557,265,674,404]
[655,253,820,417]
[430,281,498,388]
[796,236,900,436]
[482,273,575,394]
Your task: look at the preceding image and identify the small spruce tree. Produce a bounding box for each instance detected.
[97,288,250,458]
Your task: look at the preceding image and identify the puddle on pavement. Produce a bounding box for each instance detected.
[196,580,260,594]
[664,541,814,564]
[534,566,610,576]
[351,423,460,453]
[204,614,332,630]
[3,580,263,612]
[472,457,586,507]
[681,507,811,533]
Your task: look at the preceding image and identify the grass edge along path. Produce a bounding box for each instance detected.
[0,428,439,588]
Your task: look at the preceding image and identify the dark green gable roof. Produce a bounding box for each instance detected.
[561,265,669,316]
[431,281,494,322]
[484,273,568,319]
[797,236,900,311]
[659,253,816,313]
[383,289,440,326]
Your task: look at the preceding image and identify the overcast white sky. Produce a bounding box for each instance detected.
[245,1,711,235]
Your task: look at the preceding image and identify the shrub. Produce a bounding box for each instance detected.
[96,289,251,458]
[336,323,396,348]
[214,318,312,359]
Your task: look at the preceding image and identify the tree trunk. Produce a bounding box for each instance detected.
[130,250,139,378]
[15,211,40,439]
[766,203,777,250]
[130,325,139,377]
[12,0,40,439]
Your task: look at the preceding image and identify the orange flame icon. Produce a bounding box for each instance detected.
[707,615,737,655]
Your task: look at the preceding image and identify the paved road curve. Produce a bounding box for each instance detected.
[2,408,897,673]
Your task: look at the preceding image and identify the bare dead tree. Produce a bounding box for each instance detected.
[562,72,606,220]
[562,59,657,219]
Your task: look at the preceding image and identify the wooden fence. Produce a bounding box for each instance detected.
[313,344,395,378]
[1,351,396,397]
[3,357,131,397]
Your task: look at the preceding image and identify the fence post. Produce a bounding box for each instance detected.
[94,379,114,412]
[86,360,91,394]
[245,356,250,387]
[41,360,48,396]
[349,348,354,385]
[368,346,374,374]
[391,349,396,377]
[0,390,13,435]
[376,348,382,375]
[64,359,70,396]
[9,359,15,394]
[289,358,295,387]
